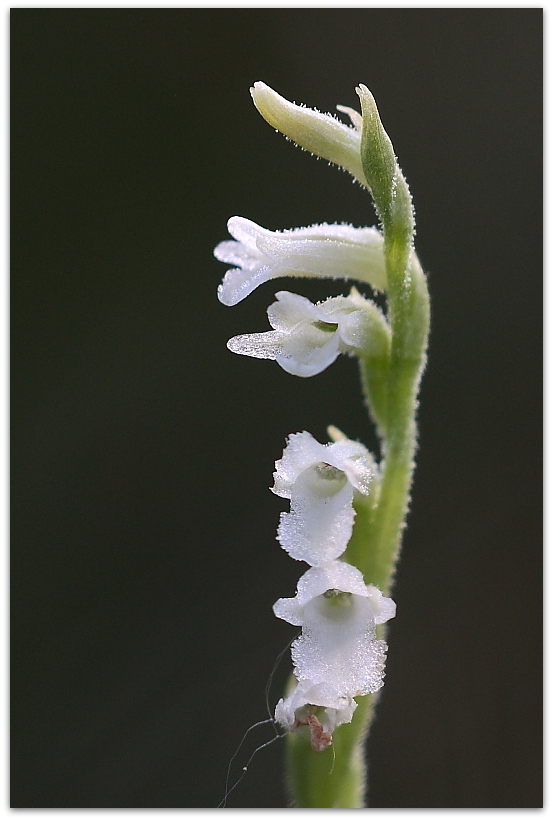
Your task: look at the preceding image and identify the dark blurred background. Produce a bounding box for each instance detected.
[11,8,542,809]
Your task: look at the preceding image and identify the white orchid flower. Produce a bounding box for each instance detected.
[274,678,357,752]
[227,289,387,378]
[272,431,375,566]
[214,217,387,307]
[273,561,396,701]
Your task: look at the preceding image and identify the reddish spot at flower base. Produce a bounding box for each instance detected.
[306,714,332,752]
[293,710,333,752]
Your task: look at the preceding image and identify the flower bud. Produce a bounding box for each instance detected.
[250,81,368,187]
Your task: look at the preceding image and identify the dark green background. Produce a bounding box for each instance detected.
[11,8,542,808]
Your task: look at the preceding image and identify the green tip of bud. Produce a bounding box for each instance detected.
[355,84,414,246]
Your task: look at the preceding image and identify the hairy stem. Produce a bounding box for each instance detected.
[285,87,430,809]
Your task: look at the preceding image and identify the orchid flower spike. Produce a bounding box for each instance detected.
[227,289,389,378]
[250,81,368,187]
[272,431,375,565]
[214,217,387,306]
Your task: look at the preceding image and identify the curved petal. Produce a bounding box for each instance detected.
[276,327,341,378]
[324,440,374,494]
[213,240,262,271]
[275,564,396,626]
[274,677,357,737]
[217,263,321,306]
[226,215,273,249]
[336,104,363,131]
[215,218,388,305]
[366,584,397,625]
[275,347,339,378]
[272,431,374,499]
[290,581,388,696]
[272,431,329,499]
[267,291,324,331]
[294,561,371,606]
[336,307,371,350]
[273,595,303,627]
[274,563,396,710]
[316,294,358,320]
[217,265,273,307]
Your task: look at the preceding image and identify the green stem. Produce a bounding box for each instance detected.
[285,87,430,809]
[285,691,377,808]
[370,262,429,589]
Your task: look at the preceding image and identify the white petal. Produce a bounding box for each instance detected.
[293,562,371,606]
[294,680,356,715]
[336,104,363,131]
[274,694,296,731]
[215,219,388,305]
[274,566,396,718]
[365,584,397,625]
[217,265,273,307]
[272,431,374,499]
[318,699,357,738]
[226,215,272,250]
[273,595,303,626]
[324,440,374,495]
[337,298,390,357]
[276,328,341,378]
[284,564,396,621]
[277,465,355,564]
[316,294,359,321]
[225,289,342,375]
[213,240,262,271]
[336,307,371,350]
[267,291,324,331]
[217,261,321,307]
[272,432,328,499]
